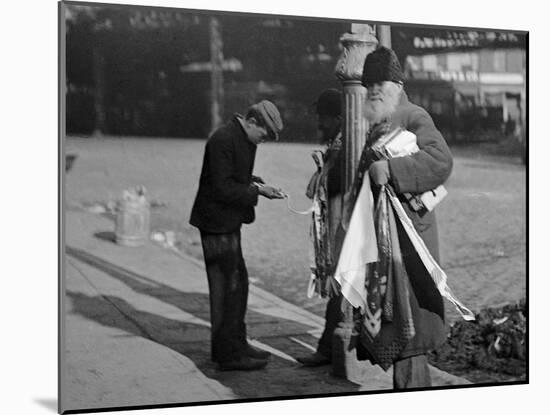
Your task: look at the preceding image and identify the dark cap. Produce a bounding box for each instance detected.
[315,88,342,117]
[361,46,405,87]
[250,100,284,141]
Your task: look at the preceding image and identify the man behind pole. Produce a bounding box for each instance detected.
[297,89,345,367]
[189,100,285,371]
[349,46,453,388]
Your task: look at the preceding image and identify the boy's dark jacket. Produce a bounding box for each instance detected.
[190,117,260,234]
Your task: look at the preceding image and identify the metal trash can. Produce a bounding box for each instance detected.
[115,187,150,247]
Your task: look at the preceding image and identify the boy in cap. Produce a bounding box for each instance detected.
[297,88,344,367]
[190,100,284,371]
[349,46,453,388]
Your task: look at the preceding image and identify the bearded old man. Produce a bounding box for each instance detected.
[348,47,454,389]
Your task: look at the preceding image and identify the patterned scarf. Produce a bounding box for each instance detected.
[307,134,343,298]
[359,186,416,369]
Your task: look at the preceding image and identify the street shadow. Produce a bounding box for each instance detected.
[66,246,319,330]
[67,246,212,322]
[94,231,116,243]
[65,154,77,172]
[64,246,360,403]
[65,291,358,405]
[66,291,214,365]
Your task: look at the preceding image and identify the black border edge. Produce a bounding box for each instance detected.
[60,381,529,414]
[58,1,529,413]
[525,30,529,385]
[59,1,67,414]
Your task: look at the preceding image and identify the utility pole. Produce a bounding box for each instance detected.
[332,23,378,382]
[209,17,224,133]
[335,24,378,189]
[92,46,106,136]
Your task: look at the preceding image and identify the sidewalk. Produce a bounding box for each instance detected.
[61,208,469,413]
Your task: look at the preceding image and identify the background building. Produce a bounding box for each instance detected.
[65,4,527,148]
[396,29,526,143]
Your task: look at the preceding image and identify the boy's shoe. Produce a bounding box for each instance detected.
[218,356,268,371]
[245,344,271,360]
[296,352,331,367]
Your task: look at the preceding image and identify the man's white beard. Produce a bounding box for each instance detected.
[364,88,401,125]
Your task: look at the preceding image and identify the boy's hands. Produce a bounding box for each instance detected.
[252,177,285,199]
[258,184,285,199]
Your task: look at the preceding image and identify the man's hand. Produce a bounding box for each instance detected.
[259,185,285,199]
[368,160,390,186]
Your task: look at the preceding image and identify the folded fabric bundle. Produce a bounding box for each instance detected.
[371,127,419,159]
[374,128,448,212]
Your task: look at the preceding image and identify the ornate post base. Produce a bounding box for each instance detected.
[331,304,371,383]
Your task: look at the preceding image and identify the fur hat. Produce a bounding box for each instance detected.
[361,46,404,87]
[315,88,342,117]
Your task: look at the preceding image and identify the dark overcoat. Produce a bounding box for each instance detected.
[189,116,260,234]
[358,92,454,360]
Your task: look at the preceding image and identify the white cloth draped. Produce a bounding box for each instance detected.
[334,176,378,309]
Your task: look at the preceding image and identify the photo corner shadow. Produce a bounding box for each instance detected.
[34,398,58,413]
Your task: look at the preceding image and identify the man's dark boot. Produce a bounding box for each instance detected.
[296,351,331,367]
[218,356,268,371]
